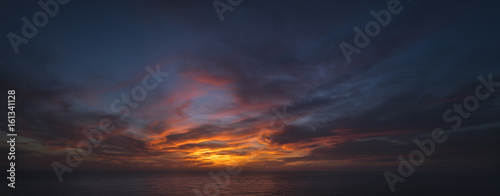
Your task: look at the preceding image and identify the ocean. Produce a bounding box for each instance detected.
[4,171,500,195]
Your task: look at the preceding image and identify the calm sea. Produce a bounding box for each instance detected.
[4,171,500,195]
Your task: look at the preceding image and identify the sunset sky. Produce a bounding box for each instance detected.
[1,0,499,175]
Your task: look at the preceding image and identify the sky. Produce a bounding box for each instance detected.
[0,0,499,175]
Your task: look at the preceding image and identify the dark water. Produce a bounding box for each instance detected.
[4,171,500,195]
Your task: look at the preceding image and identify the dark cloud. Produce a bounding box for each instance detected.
[0,0,499,172]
